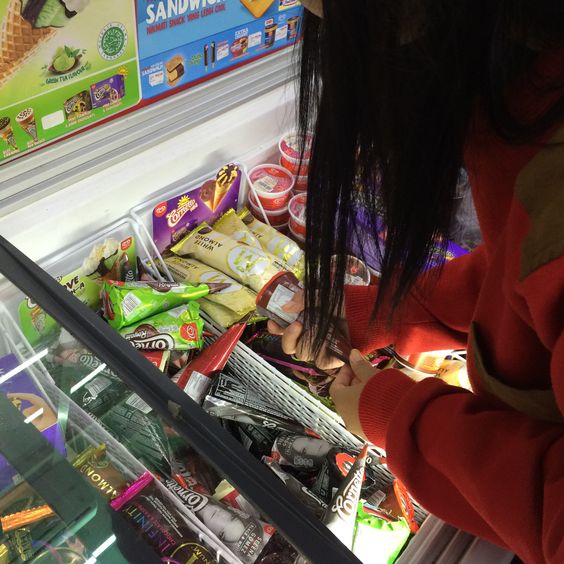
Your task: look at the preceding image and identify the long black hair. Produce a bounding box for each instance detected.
[298,0,564,355]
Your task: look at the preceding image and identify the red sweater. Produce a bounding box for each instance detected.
[345,53,564,563]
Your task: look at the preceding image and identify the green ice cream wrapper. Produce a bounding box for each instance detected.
[119,303,204,351]
[100,393,173,476]
[353,504,412,564]
[102,280,210,330]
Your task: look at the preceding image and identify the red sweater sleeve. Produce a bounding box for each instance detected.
[344,245,487,355]
[358,256,564,564]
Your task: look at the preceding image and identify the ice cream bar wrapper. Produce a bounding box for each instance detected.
[153,164,242,254]
[213,208,262,249]
[262,457,327,519]
[199,298,244,328]
[72,445,129,501]
[120,480,219,563]
[141,350,171,373]
[213,480,261,519]
[171,224,288,294]
[270,433,333,471]
[19,236,137,346]
[176,324,245,403]
[164,255,257,318]
[101,395,174,476]
[208,372,290,420]
[203,395,308,435]
[120,303,204,351]
[101,279,211,330]
[163,478,275,564]
[322,444,369,550]
[239,207,305,280]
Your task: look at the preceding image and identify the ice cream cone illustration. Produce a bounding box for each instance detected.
[212,163,240,211]
[0,117,17,150]
[16,107,37,141]
[0,0,90,87]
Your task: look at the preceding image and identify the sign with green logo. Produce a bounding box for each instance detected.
[0,0,140,164]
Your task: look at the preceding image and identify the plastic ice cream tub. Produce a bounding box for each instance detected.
[294,174,308,192]
[248,164,295,210]
[288,193,306,238]
[279,132,312,176]
[288,221,305,244]
[248,193,290,226]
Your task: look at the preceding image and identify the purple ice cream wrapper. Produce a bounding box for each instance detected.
[351,208,467,273]
[90,74,126,109]
[152,164,241,254]
[0,354,66,491]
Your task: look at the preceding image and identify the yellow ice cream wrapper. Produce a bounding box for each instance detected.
[213,208,262,249]
[164,255,256,318]
[171,223,289,294]
[238,207,305,280]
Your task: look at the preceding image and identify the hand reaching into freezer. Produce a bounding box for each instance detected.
[266,289,345,372]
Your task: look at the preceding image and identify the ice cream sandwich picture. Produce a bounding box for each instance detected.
[240,0,276,19]
[0,0,90,86]
[166,55,185,87]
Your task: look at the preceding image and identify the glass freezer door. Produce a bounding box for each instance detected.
[0,234,362,564]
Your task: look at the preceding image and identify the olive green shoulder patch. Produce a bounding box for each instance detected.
[515,126,564,280]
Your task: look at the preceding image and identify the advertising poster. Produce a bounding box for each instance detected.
[136,0,303,100]
[0,0,140,163]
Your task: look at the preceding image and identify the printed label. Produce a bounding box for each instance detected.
[122,292,143,320]
[266,284,299,325]
[125,393,153,414]
[184,370,211,404]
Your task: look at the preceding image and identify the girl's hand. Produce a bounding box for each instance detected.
[267,290,345,371]
[330,350,381,439]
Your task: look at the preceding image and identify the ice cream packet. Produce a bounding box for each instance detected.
[164,255,257,319]
[72,444,128,501]
[271,433,333,471]
[213,480,261,519]
[262,457,328,518]
[238,208,305,280]
[101,393,174,476]
[322,444,369,550]
[19,236,137,345]
[213,208,262,248]
[203,396,310,435]
[101,280,213,330]
[163,477,276,564]
[353,505,412,564]
[119,480,220,563]
[120,303,204,351]
[171,224,288,293]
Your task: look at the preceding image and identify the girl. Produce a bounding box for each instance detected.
[271,1,564,562]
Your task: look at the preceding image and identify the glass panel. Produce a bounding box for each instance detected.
[0,246,305,563]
